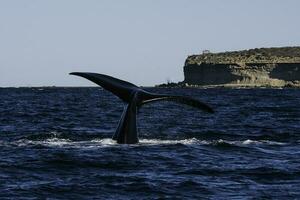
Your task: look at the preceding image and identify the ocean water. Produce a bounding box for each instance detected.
[0,87,300,199]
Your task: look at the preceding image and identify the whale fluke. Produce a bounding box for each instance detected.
[70,72,214,144]
[69,72,140,103]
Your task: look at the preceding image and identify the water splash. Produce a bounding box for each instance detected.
[6,137,286,149]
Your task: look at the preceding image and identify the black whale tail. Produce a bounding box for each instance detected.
[69,72,140,103]
[70,72,214,144]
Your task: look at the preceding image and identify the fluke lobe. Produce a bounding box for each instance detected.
[70,72,214,144]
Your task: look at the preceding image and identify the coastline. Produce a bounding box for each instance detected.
[156,82,300,89]
[159,47,300,89]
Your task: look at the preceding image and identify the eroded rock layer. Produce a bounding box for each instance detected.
[183,47,300,87]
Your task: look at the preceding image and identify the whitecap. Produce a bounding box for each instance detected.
[138,138,201,145]
[242,139,260,145]
[42,138,72,147]
[10,137,286,149]
[260,140,286,145]
[15,138,72,147]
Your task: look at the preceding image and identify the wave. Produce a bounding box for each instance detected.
[3,137,287,149]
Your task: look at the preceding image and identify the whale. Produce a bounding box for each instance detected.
[70,72,214,144]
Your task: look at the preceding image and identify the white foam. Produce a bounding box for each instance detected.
[242,139,258,145]
[7,137,286,149]
[260,140,286,145]
[43,138,72,147]
[14,138,72,147]
[229,139,285,146]
[138,138,202,145]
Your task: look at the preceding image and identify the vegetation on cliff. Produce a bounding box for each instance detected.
[185,46,300,65]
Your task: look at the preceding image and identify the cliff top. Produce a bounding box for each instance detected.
[185,46,300,65]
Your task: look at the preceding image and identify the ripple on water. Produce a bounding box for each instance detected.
[1,88,300,199]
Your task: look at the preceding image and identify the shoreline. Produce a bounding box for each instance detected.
[156,82,300,89]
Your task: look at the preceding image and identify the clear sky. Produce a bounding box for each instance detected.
[0,0,299,87]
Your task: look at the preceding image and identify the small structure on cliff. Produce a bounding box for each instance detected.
[183,47,300,87]
[202,50,211,54]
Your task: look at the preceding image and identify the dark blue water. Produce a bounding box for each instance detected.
[1,87,300,199]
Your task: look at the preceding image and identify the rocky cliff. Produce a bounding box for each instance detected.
[183,47,300,87]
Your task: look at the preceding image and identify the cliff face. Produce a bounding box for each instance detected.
[183,47,300,87]
[184,63,300,87]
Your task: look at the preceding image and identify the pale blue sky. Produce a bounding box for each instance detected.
[0,0,299,87]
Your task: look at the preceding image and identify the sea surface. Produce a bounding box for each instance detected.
[0,87,300,199]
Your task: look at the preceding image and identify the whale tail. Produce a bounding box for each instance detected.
[70,72,214,144]
[69,72,140,103]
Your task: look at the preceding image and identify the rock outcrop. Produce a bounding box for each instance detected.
[183,47,300,87]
